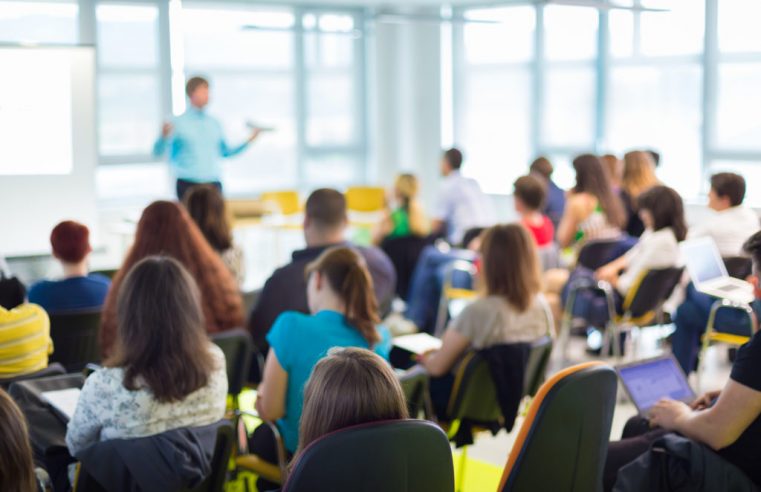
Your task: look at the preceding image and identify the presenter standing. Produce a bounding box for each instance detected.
[153,76,262,200]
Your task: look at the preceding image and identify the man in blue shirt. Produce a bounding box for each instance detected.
[153,76,262,200]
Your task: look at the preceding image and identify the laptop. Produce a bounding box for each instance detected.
[616,355,696,416]
[681,237,754,304]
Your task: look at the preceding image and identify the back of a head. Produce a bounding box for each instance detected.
[744,231,761,272]
[306,247,380,345]
[0,389,36,492]
[51,220,91,264]
[637,185,688,241]
[600,154,622,184]
[443,148,463,171]
[110,256,215,403]
[183,185,233,252]
[622,151,658,197]
[711,172,746,207]
[573,154,626,227]
[306,189,347,231]
[394,174,419,204]
[480,224,541,312]
[529,157,553,180]
[513,175,547,212]
[297,348,408,455]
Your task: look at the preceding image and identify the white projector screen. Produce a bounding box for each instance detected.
[0,46,97,256]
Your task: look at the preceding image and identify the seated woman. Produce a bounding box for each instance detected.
[419,224,551,418]
[619,151,659,238]
[373,173,429,244]
[0,388,45,492]
[100,201,243,356]
[293,347,408,460]
[28,221,110,312]
[251,246,391,486]
[183,185,246,287]
[604,230,761,490]
[66,256,228,456]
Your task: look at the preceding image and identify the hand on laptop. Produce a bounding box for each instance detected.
[690,390,721,411]
[649,398,691,430]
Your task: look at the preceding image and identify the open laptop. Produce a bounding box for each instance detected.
[617,355,696,416]
[681,237,754,304]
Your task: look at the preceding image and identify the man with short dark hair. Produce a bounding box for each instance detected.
[247,188,396,356]
[431,147,495,245]
[529,156,565,232]
[153,76,263,200]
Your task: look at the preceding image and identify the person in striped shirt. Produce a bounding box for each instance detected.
[0,303,52,378]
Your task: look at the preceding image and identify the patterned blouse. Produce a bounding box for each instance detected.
[220,244,246,287]
[65,344,228,456]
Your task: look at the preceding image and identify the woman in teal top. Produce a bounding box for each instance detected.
[253,246,391,461]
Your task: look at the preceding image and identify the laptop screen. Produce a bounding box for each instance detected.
[682,238,726,285]
[618,357,695,414]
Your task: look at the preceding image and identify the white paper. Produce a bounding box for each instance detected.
[42,388,81,420]
[392,333,443,355]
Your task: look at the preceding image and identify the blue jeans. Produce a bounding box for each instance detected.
[404,246,475,334]
[672,283,757,374]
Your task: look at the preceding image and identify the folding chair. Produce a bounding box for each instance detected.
[0,362,65,390]
[48,309,102,372]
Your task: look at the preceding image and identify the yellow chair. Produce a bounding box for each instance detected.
[261,190,301,215]
[434,260,478,336]
[345,186,385,213]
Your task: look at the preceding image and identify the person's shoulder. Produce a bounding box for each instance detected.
[271,310,311,332]
[27,280,52,298]
[206,343,226,367]
[87,273,112,286]
[0,303,48,324]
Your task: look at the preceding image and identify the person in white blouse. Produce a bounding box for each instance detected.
[65,256,227,456]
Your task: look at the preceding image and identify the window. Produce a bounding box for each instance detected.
[0,1,78,45]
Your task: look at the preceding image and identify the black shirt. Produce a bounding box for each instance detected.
[719,330,761,485]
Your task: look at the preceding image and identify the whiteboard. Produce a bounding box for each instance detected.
[0,46,97,256]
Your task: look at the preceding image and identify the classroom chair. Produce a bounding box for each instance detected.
[380,234,431,301]
[345,186,385,213]
[282,420,454,492]
[261,190,301,215]
[498,362,617,492]
[434,260,478,337]
[576,237,632,271]
[398,366,434,420]
[0,362,65,390]
[48,309,102,372]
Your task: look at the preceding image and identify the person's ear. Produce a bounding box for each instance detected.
[313,271,323,291]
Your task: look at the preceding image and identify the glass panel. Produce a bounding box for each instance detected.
[458,68,532,194]
[718,0,761,53]
[306,72,355,146]
[0,1,78,45]
[709,161,761,207]
[97,4,159,68]
[463,7,535,64]
[716,63,761,150]
[542,66,596,148]
[609,10,634,58]
[640,0,704,56]
[544,5,598,61]
[607,64,702,198]
[303,154,361,188]
[98,73,161,156]
[182,6,294,69]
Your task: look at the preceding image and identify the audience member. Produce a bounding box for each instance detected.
[100,201,243,356]
[604,230,761,490]
[373,173,429,244]
[28,221,110,312]
[247,189,395,352]
[431,148,496,245]
[183,185,246,286]
[293,348,408,462]
[529,156,566,232]
[0,303,51,379]
[420,224,551,418]
[672,172,760,373]
[0,388,41,492]
[619,151,659,238]
[251,247,390,489]
[600,154,623,192]
[645,149,661,167]
[66,256,227,456]
[0,255,26,310]
[513,175,554,247]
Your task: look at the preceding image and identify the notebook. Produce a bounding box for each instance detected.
[616,355,695,415]
[41,387,81,422]
[392,333,443,355]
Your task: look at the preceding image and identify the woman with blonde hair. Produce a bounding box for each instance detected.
[620,150,659,237]
[373,173,429,244]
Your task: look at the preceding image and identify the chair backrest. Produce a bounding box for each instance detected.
[576,238,628,271]
[0,362,65,390]
[283,420,454,492]
[345,186,385,213]
[622,267,684,320]
[186,422,235,492]
[48,309,102,372]
[210,329,253,396]
[260,191,301,215]
[499,362,617,492]
[723,256,753,280]
[446,351,502,424]
[380,235,430,301]
[522,336,553,398]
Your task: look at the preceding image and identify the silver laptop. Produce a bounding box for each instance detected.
[681,237,754,304]
[617,355,696,416]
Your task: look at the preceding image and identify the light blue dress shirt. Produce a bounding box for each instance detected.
[152,107,249,183]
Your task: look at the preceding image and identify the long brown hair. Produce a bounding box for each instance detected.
[107,256,216,403]
[100,201,243,356]
[294,348,408,461]
[637,186,688,242]
[305,247,380,345]
[0,389,36,492]
[183,185,233,252]
[572,154,626,228]
[480,224,542,312]
[622,151,659,198]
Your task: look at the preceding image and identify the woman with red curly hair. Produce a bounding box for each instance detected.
[100,201,243,356]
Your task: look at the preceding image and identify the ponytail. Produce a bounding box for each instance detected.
[306,247,380,345]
